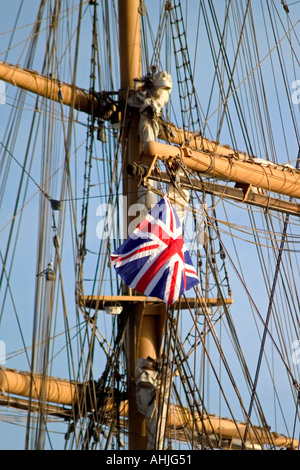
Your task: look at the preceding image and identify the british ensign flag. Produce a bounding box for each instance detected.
[111,195,199,305]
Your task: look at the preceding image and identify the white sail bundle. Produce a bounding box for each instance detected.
[128,70,172,144]
[129,71,172,211]
[135,357,172,449]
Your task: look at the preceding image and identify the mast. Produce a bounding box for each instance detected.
[118,0,166,450]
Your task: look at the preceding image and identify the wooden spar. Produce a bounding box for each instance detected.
[142,141,300,200]
[159,121,250,157]
[0,62,242,163]
[0,61,97,113]
[0,62,255,163]
[0,367,77,406]
[93,400,299,450]
[1,62,299,200]
[0,395,71,419]
[144,170,300,217]
[1,366,297,449]
[168,405,299,449]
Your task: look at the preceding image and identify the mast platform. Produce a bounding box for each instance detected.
[78,295,233,312]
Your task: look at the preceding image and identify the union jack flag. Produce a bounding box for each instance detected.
[111,195,199,305]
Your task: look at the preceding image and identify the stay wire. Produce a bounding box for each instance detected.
[189,16,300,143]
[174,160,273,445]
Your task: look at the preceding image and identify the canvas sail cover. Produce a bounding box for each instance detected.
[135,357,172,449]
[129,70,172,211]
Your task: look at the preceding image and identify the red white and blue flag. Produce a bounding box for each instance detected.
[111,195,199,306]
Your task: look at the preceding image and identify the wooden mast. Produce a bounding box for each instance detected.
[118,0,166,450]
[118,0,145,449]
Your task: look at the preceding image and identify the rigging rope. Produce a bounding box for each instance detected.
[189,15,300,142]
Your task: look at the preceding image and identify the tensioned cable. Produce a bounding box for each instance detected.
[267,0,300,144]
[243,209,291,444]
[189,17,300,142]
[178,154,299,436]
[0,2,89,59]
[19,0,91,452]
[0,140,51,199]
[243,3,300,436]
[171,160,271,442]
